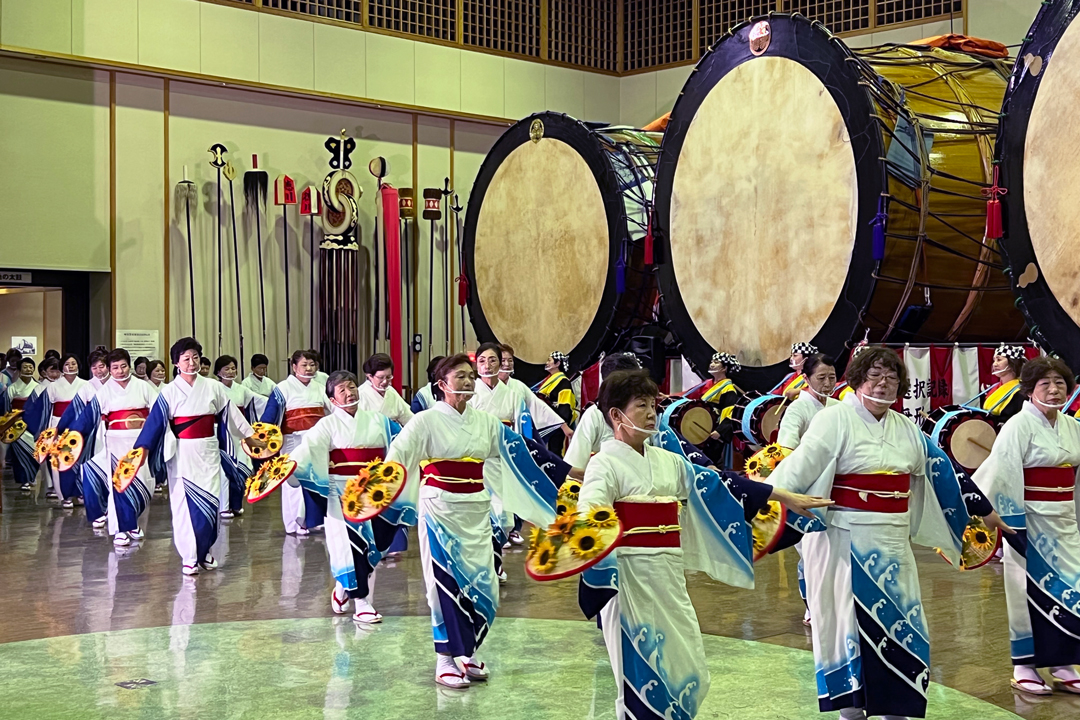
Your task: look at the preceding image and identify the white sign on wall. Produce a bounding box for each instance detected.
[116,330,159,360]
[11,336,37,355]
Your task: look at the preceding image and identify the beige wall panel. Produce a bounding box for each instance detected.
[259,12,314,90]
[970,0,1043,44]
[415,42,460,112]
[138,0,200,74]
[582,72,619,124]
[313,22,366,99]
[504,58,546,119]
[201,2,259,83]
[460,51,504,118]
[168,81,412,377]
[114,73,166,344]
[1,0,71,54]
[72,0,138,64]
[366,32,415,106]
[545,65,584,118]
[0,58,109,271]
[655,64,692,121]
[618,71,657,128]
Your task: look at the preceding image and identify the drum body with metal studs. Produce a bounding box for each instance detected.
[653,13,1025,391]
[463,112,660,385]
[921,405,998,472]
[730,392,786,446]
[996,1,1080,369]
[660,397,723,459]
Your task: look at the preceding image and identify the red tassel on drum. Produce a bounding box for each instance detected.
[983,166,1007,240]
[644,218,654,266]
[456,274,469,307]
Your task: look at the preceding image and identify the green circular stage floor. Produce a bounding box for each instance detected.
[0,615,1020,719]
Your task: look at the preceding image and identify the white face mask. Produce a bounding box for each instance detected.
[438,380,475,397]
[992,367,1010,377]
[296,372,317,379]
[334,398,361,408]
[615,409,658,437]
[805,384,833,401]
[63,370,78,377]
[478,370,499,378]
[857,392,897,407]
[1032,395,1068,410]
[179,368,199,376]
[113,373,132,382]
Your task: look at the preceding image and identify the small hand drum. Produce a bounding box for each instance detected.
[937,516,1002,571]
[341,460,407,523]
[243,422,283,460]
[922,406,997,472]
[246,455,297,503]
[744,444,793,560]
[0,411,26,444]
[34,428,59,464]
[113,447,146,493]
[730,392,787,446]
[54,430,84,472]
[525,506,622,581]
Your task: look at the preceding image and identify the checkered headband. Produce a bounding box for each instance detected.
[710,352,741,373]
[792,342,818,356]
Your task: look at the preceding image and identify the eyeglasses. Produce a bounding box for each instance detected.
[866,371,900,385]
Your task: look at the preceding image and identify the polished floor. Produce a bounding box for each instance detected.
[1,477,1077,720]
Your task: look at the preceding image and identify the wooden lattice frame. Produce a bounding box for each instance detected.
[368,0,456,40]
[548,0,618,71]
[462,0,542,57]
[624,0,695,72]
[264,0,363,23]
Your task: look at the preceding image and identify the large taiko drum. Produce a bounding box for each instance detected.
[997,2,1080,369]
[463,113,660,383]
[653,14,1026,391]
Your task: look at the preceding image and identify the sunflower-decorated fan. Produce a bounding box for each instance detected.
[525,505,622,581]
[245,455,297,502]
[53,430,84,472]
[112,447,146,493]
[744,443,793,560]
[556,478,582,516]
[242,423,283,460]
[936,515,1001,570]
[34,428,59,464]
[0,410,26,444]
[341,460,407,523]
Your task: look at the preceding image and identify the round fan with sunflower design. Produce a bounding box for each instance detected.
[744,443,793,560]
[242,422,283,460]
[936,515,1001,570]
[525,505,621,581]
[112,447,147,493]
[0,410,26,444]
[34,428,59,464]
[341,460,406,523]
[245,455,298,503]
[53,430,84,472]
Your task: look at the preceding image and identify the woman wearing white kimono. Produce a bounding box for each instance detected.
[131,338,261,575]
[285,370,398,624]
[577,369,831,720]
[357,353,413,426]
[3,357,39,491]
[44,353,88,508]
[215,355,258,519]
[384,353,559,689]
[768,347,1010,720]
[564,353,644,473]
[776,353,839,626]
[54,349,109,523]
[263,350,333,535]
[69,349,158,545]
[410,356,444,414]
[974,356,1080,695]
[241,353,276,417]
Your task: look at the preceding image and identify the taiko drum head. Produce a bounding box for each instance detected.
[998,2,1080,369]
[464,113,642,381]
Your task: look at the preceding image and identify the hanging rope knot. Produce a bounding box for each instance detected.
[455,274,469,307]
[982,166,1007,240]
[644,217,654,266]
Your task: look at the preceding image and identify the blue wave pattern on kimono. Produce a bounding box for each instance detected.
[1025,533,1080,665]
[621,618,702,720]
[815,633,863,704]
[54,393,89,499]
[515,400,535,440]
[183,478,220,562]
[68,395,109,521]
[425,514,497,657]
[923,437,970,557]
[113,454,152,532]
[217,406,251,512]
[9,434,39,487]
[497,425,559,512]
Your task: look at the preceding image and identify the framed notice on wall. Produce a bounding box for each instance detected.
[11,336,37,355]
[116,330,159,360]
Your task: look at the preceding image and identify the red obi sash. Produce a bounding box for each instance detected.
[1024,466,1076,502]
[420,459,485,494]
[105,408,149,430]
[52,401,71,418]
[831,474,912,513]
[171,415,215,439]
[614,500,681,548]
[283,407,325,434]
[329,447,384,477]
[12,397,26,410]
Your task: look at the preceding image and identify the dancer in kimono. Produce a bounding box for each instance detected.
[564,353,644,473]
[410,356,444,414]
[357,353,413,425]
[498,345,516,383]
[44,353,88,508]
[2,357,39,491]
[776,353,839,626]
[22,358,57,496]
[241,353,276,417]
[54,349,109,525]
[284,370,398,623]
[131,337,261,575]
[982,344,1027,420]
[768,347,1011,719]
[215,355,258,518]
[772,342,816,399]
[973,356,1080,695]
[132,356,150,382]
[69,349,158,544]
[577,369,832,720]
[535,351,578,456]
[146,360,168,391]
[263,350,332,535]
[383,353,560,689]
